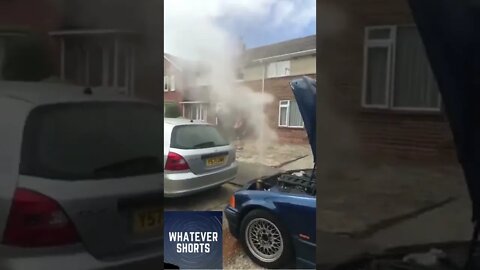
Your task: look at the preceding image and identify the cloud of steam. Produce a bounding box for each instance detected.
[164,0,314,147]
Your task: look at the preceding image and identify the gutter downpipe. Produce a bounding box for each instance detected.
[260,59,266,150]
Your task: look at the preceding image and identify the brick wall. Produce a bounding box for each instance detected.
[317,0,456,161]
[0,0,62,33]
[162,58,184,103]
[243,74,315,144]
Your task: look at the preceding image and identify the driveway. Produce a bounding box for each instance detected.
[164,151,314,269]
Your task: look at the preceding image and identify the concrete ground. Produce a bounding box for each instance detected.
[370,196,472,249]
[315,157,473,268]
[317,159,466,234]
[236,141,311,167]
[231,162,281,186]
[315,196,474,268]
[281,154,314,171]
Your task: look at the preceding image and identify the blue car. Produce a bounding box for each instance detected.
[224,76,317,269]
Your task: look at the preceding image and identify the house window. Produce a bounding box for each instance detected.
[62,38,135,94]
[170,75,175,91]
[164,75,169,92]
[363,25,441,111]
[267,61,291,78]
[183,103,208,122]
[278,100,304,128]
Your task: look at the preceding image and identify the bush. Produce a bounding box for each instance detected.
[164,102,181,118]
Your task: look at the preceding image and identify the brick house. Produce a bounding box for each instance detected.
[1,0,163,104]
[163,53,215,122]
[240,35,316,144]
[318,0,455,160]
[163,35,316,144]
[163,53,183,103]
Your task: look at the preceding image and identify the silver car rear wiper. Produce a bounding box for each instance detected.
[93,156,162,175]
[193,141,216,148]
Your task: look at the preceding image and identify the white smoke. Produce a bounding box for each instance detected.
[164,0,315,148]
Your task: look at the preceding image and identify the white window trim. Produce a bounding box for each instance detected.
[361,25,394,110]
[362,25,442,112]
[59,37,135,95]
[181,102,209,122]
[278,100,289,127]
[164,75,169,92]
[278,100,305,128]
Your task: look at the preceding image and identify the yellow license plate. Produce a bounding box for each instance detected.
[206,156,226,167]
[133,208,163,234]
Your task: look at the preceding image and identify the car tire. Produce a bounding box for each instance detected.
[239,209,294,269]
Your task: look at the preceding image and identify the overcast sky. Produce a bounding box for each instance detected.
[165,0,316,54]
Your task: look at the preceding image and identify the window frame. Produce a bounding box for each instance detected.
[181,102,208,122]
[60,37,135,95]
[267,60,291,78]
[362,25,442,112]
[164,75,169,92]
[278,100,305,128]
[278,100,289,127]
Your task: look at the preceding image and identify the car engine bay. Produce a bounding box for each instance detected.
[247,169,316,196]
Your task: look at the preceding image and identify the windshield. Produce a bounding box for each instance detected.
[20,102,163,180]
[170,125,229,149]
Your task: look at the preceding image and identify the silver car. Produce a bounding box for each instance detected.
[0,81,163,270]
[164,118,238,197]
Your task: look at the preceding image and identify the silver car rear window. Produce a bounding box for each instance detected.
[20,102,163,180]
[171,125,229,149]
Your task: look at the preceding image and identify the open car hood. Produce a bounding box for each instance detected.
[408,0,480,220]
[290,76,316,163]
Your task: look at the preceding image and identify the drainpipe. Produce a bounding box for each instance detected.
[261,60,265,95]
[260,60,266,146]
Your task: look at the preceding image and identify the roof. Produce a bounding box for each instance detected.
[163,117,209,126]
[0,81,144,106]
[243,35,316,63]
[164,53,188,72]
[164,53,210,76]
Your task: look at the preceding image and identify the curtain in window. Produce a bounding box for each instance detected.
[164,75,169,90]
[366,47,388,105]
[277,61,291,76]
[394,27,440,108]
[279,106,288,126]
[267,63,276,78]
[171,75,175,90]
[289,101,304,127]
[267,61,291,78]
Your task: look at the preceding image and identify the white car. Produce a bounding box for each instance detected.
[0,81,163,270]
[163,118,238,197]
